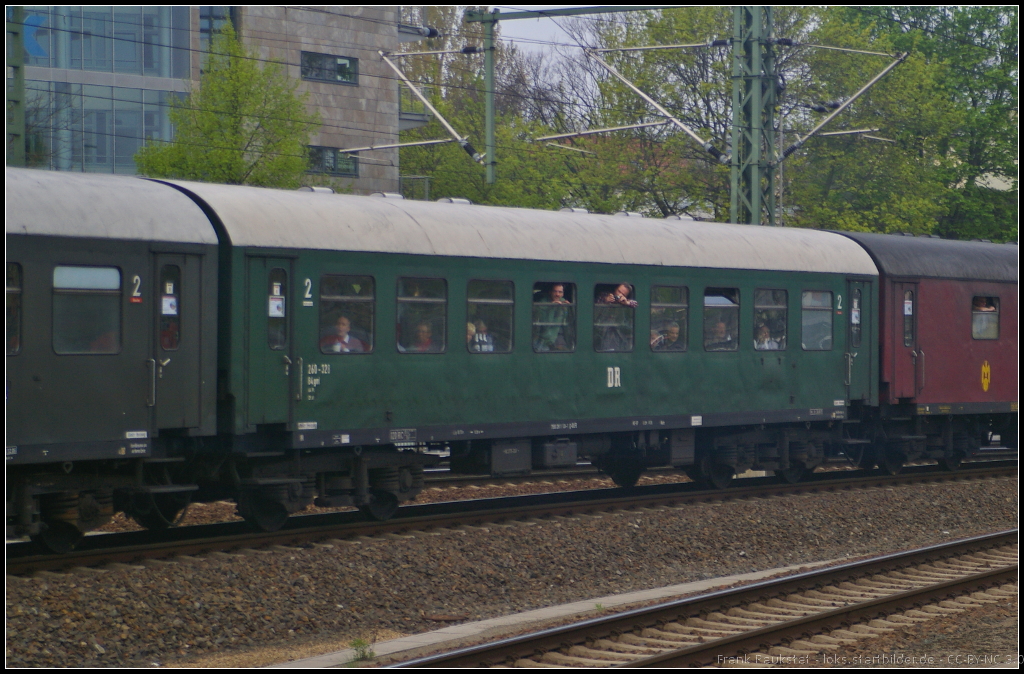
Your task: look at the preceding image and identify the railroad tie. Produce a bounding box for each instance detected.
[567,645,637,662]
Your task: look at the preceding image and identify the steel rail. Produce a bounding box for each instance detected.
[389,529,1018,668]
[7,463,1015,575]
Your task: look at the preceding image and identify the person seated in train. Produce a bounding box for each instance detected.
[469,319,495,352]
[753,323,780,351]
[655,322,685,351]
[705,320,735,351]
[320,315,364,353]
[407,322,441,353]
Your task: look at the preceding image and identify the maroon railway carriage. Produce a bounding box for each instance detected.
[840,232,1017,468]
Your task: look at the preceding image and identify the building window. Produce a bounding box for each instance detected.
[308,146,358,177]
[22,7,189,77]
[301,51,358,85]
[25,81,180,173]
[200,7,232,54]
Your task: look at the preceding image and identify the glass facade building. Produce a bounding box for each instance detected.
[19,6,191,173]
[12,6,402,191]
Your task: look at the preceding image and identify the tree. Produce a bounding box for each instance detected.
[135,24,319,187]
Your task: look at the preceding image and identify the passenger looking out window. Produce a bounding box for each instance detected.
[320,275,374,354]
[704,288,739,351]
[320,315,365,353]
[594,283,635,352]
[533,282,575,352]
[397,278,446,353]
[467,280,513,353]
[651,286,687,352]
[753,289,787,350]
[972,296,999,340]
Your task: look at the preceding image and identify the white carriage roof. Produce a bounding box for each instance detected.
[168,180,879,275]
[5,168,217,244]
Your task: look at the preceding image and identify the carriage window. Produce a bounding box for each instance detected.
[320,275,374,354]
[467,280,513,353]
[267,269,287,351]
[52,265,121,354]
[971,296,999,340]
[532,282,576,352]
[850,289,862,348]
[754,289,787,351]
[651,285,687,352]
[901,290,914,347]
[159,265,181,351]
[397,278,446,353]
[7,263,22,355]
[802,290,833,351]
[704,288,738,351]
[594,283,635,352]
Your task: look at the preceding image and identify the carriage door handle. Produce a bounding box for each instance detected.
[146,359,157,407]
[918,349,925,392]
[845,352,857,386]
[282,355,292,376]
[158,358,170,378]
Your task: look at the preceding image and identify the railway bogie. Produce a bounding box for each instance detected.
[6,168,1017,550]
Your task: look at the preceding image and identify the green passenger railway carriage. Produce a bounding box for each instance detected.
[6,167,1015,551]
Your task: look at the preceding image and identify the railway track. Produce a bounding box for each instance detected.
[390,530,1018,668]
[6,461,1015,576]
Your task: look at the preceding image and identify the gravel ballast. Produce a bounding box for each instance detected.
[5,477,1017,668]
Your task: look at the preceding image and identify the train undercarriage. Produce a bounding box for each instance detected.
[8,411,1015,553]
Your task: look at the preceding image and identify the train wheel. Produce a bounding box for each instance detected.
[878,447,905,476]
[359,489,399,521]
[775,462,807,484]
[938,452,964,472]
[31,520,83,554]
[705,462,734,490]
[609,462,644,488]
[129,492,190,530]
[237,492,289,532]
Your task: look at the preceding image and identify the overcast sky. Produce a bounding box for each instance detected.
[488,5,596,53]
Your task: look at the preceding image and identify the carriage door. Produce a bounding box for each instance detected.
[845,280,872,402]
[152,253,203,430]
[892,282,919,399]
[247,257,294,426]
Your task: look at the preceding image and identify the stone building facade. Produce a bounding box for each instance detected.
[16,5,416,193]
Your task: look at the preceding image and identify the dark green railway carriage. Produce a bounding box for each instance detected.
[6,169,220,548]
[165,181,880,516]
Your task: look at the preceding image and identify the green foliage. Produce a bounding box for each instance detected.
[397,7,1016,239]
[135,25,319,187]
[787,6,1017,240]
[348,638,375,662]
